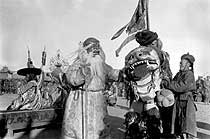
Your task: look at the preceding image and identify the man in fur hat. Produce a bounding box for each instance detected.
[164,53,197,139]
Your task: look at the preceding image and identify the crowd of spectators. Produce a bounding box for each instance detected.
[195,76,210,104]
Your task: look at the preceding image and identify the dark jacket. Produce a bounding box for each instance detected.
[169,70,196,96]
[168,70,197,137]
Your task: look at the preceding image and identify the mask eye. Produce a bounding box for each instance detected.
[86,43,100,53]
[86,47,92,53]
[129,55,134,60]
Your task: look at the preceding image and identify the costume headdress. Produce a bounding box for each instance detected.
[135,30,158,46]
[67,37,105,66]
[83,37,100,47]
[115,30,159,57]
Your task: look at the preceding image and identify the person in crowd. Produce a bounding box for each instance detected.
[203,76,210,104]
[7,62,43,110]
[195,76,204,102]
[7,57,66,110]
[62,37,123,139]
[164,53,197,139]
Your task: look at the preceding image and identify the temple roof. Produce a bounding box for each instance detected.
[0,66,12,74]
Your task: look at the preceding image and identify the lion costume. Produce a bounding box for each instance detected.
[118,30,173,139]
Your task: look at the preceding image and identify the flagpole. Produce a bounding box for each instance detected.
[146,0,150,30]
[81,90,84,139]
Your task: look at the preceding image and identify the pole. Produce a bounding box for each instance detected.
[41,46,46,66]
[146,0,150,30]
[26,45,32,68]
[81,91,84,139]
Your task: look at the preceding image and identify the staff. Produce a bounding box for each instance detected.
[81,90,84,139]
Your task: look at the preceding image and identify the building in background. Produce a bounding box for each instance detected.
[0,66,13,79]
[0,66,24,95]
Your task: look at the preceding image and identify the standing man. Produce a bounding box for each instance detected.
[164,53,197,139]
[62,37,122,139]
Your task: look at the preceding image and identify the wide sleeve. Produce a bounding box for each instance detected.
[169,71,196,93]
[65,63,85,87]
[18,80,37,94]
[105,63,120,81]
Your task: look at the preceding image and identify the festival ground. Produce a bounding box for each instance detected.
[1,95,210,139]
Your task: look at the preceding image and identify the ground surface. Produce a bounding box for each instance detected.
[0,94,210,139]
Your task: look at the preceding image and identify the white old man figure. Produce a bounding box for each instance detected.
[62,37,122,139]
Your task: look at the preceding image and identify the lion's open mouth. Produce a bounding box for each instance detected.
[129,59,158,81]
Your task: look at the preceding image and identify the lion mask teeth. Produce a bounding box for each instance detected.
[130,60,157,69]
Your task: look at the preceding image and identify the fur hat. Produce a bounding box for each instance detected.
[181,53,195,64]
[157,89,174,107]
[135,30,158,46]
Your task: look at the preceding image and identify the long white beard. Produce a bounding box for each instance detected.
[85,53,106,91]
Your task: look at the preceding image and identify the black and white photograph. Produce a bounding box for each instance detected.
[0,0,210,139]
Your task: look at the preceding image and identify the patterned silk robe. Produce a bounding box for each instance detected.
[62,62,119,139]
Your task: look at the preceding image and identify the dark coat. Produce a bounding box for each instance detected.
[168,70,197,137]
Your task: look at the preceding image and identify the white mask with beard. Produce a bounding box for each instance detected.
[80,46,106,91]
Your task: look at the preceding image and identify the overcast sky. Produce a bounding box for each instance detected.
[0,0,210,78]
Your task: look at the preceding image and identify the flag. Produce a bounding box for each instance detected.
[111,24,128,40]
[126,0,146,34]
[111,0,146,40]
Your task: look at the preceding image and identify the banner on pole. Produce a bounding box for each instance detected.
[111,0,146,40]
